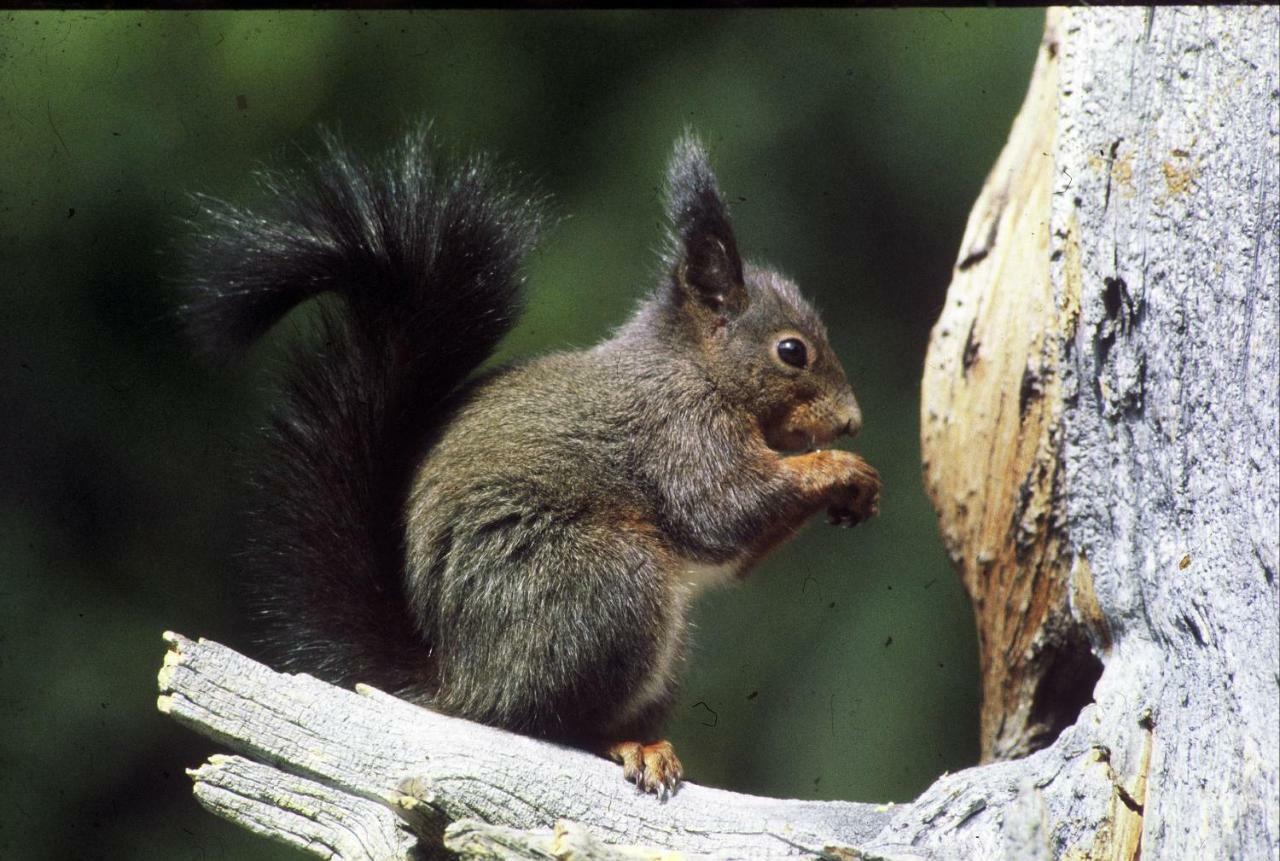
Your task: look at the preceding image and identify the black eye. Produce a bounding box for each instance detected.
[776,337,808,369]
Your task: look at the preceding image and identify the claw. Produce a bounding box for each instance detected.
[607,740,683,798]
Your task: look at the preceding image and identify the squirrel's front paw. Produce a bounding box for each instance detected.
[607,739,683,798]
[827,454,881,528]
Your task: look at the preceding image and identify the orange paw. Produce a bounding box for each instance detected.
[607,739,683,797]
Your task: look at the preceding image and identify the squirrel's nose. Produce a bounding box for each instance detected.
[839,391,863,438]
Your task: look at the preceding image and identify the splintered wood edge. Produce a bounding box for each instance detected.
[156,632,900,859]
[155,630,187,715]
[191,755,421,860]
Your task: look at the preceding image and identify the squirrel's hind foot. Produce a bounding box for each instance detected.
[607,739,683,798]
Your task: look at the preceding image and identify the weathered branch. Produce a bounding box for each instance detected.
[190,752,702,860]
[158,631,904,860]
[161,6,1278,858]
[188,755,421,860]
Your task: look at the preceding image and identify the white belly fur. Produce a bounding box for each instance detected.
[678,557,742,595]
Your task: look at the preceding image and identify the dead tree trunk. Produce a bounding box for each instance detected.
[159,7,1278,859]
[920,4,1278,856]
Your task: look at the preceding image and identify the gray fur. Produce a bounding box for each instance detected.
[187,128,875,776]
[403,143,868,747]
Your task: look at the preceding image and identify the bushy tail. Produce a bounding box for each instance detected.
[183,128,543,695]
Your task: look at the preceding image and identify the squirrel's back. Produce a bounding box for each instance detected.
[183,129,543,696]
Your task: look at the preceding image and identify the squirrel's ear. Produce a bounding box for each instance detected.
[665,134,747,318]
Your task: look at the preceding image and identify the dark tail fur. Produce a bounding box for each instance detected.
[183,128,543,695]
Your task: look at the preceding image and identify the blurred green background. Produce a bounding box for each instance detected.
[0,10,1042,860]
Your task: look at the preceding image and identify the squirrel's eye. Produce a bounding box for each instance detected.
[776,337,808,369]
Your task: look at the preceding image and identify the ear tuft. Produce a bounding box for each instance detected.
[665,132,746,316]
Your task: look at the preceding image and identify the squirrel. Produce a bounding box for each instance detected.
[183,128,881,796]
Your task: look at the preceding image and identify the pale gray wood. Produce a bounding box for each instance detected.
[158,631,898,860]
[1052,5,1279,857]
[442,819,710,860]
[189,755,421,860]
[878,5,1278,858]
[160,7,1278,859]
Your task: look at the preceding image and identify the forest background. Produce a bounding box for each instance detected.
[0,10,1042,859]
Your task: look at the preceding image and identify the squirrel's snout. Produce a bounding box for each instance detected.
[838,392,863,438]
[834,394,865,440]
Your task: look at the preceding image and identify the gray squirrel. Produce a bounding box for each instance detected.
[183,129,880,795]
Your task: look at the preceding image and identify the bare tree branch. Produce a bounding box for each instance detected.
[158,631,901,860]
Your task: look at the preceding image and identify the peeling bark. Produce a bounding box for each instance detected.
[921,8,1100,763]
